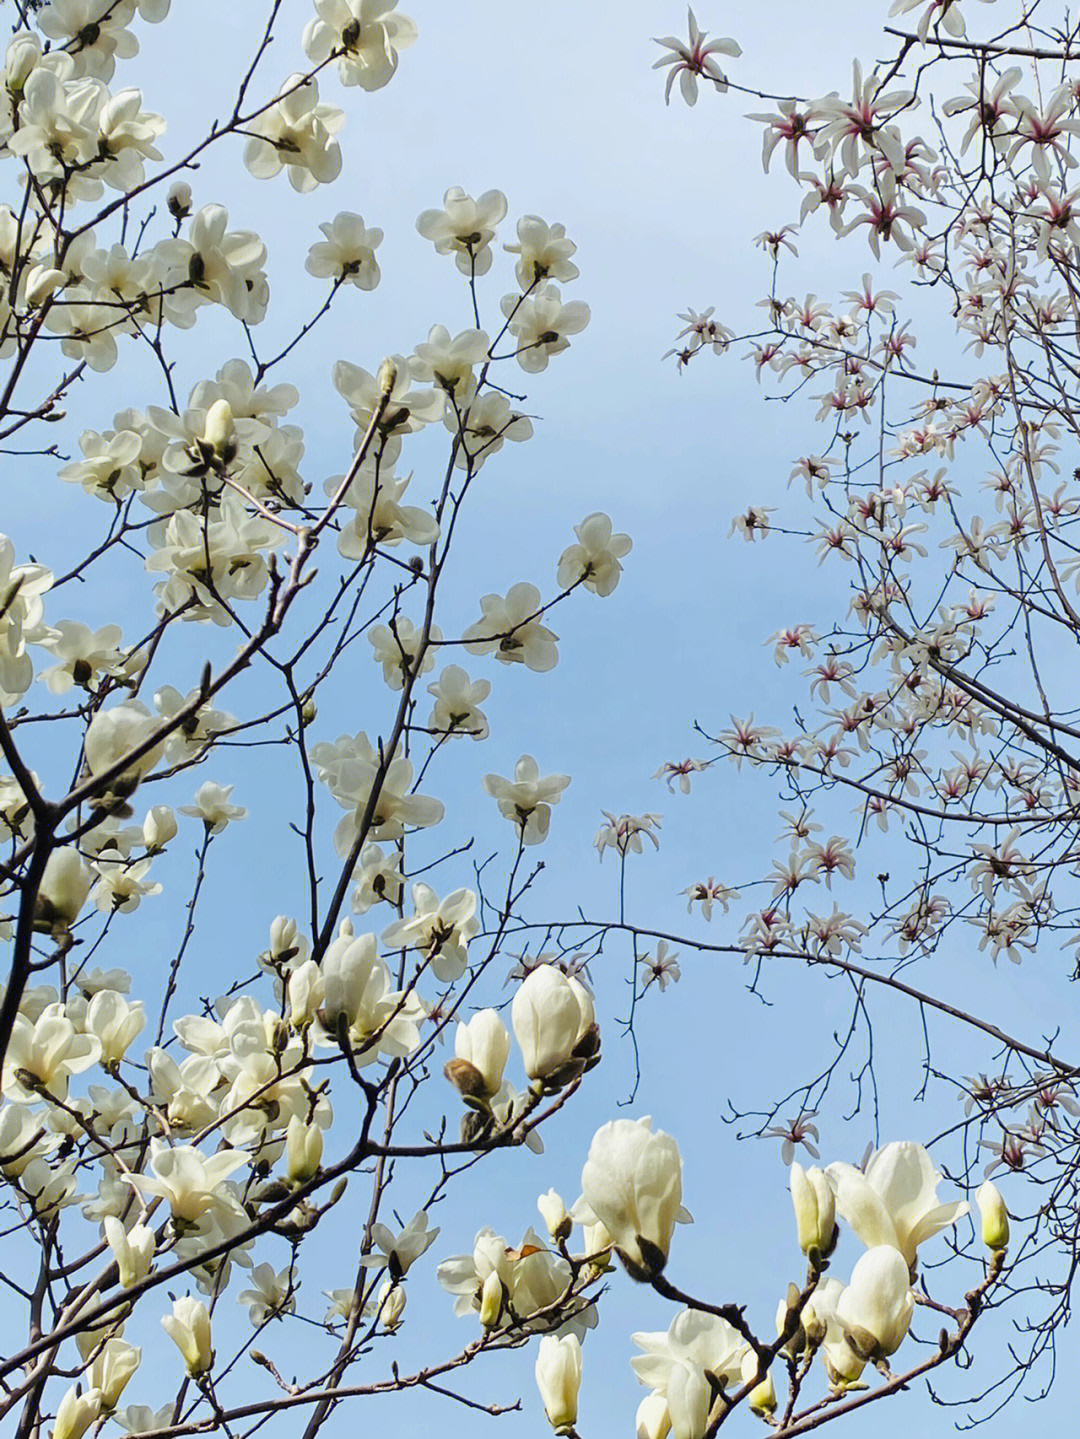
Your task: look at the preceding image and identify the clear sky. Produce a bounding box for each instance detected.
[7,2,1071,1437]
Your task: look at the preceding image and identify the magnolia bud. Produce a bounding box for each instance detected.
[53,1386,104,1439]
[202,399,235,461]
[286,1116,323,1184]
[167,181,193,219]
[35,848,93,933]
[142,804,178,852]
[89,1337,141,1411]
[161,1296,213,1376]
[104,1217,155,1290]
[975,1180,1009,1252]
[478,1270,504,1329]
[790,1162,836,1262]
[636,1393,671,1439]
[741,1352,777,1416]
[535,1333,582,1435]
[537,1188,572,1243]
[377,1279,406,1331]
[377,357,397,395]
[288,959,324,1030]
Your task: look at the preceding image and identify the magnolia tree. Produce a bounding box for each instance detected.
[0,2,1075,1439]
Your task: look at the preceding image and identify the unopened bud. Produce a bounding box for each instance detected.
[168,181,193,220]
[377,357,397,395]
[975,1180,1009,1252]
[479,1270,504,1329]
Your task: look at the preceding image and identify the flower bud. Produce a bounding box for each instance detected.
[790,1162,836,1262]
[161,1296,213,1376]
[89,1337,141,1411]
[286,1115,323,1184]
[288,959,324,1030]
[975,1180,1009,1252]
[53,1386,103,1439]
[580,1116,683,1281]
[104,1216,155,1290]
[35,848,93,933]
[453,1008,511,1099]
[142,805,178,852]
[740,1351,776,1416]
[202,399,235,460]
[478,1269,505,1329]
[167,181,193,219]
[537,1188,572,1243]
[377,1279,406,1331]
[535,1333,582,1434]
[377,357,398,395]
[512,966,595,1086]
[636,1393,672,1439]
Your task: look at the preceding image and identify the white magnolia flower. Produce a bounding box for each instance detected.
[463,583,559,671]
[161,1296,213,1375]
[306,212,383,287]
[360,1210,440,1278]
[557,514,632,596]
[243,74,344,192]
[302,0,417,90]
[501,283,590,372]
[483,755,570,845]
[179,781,247,833]
[504,216,579,289]
[426,664,491,739]
[381,883,479,982]
[88,1337,141,1411]
[125,1140,249,1223]
[410,325,489,401]
[581,1117,687,1279]
[416,186,508,275]
[632,1308,747,1395]
[826,1140,969,1266]
[52,1386,104,1439]
[237,1262,297,1325]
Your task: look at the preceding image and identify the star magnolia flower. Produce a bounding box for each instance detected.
[581,1117,687,1280]
[826,1140,969,1267]
[557,513,632,596]
[483,755,570,845]
[653,8,742,106]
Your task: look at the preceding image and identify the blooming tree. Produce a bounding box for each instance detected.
[0,3,1074,1439]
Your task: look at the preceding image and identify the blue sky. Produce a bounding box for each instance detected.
[6,2,1072,1436]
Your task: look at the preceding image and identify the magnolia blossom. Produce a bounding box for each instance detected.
[512,964,597,1085]
[302,0,417,90]
[535,1333,583,1434]
[653,8,741,105]
[505,216,579,289]
[125,1140,248,1223]
[501,283,590,372]
[361,1210,440,1278]
[790,1162,836,1258]
[483,755,571,845]
[826,1140,969,1267]
[3,1004,100,1103]
[557,513,632,596]
[88,1337,141,1411]
[581,1117,686,1279]
[306,212,383,288]
[53,1387,104,1439]
[463,582,559,671]
[381,883,479,982]
[178,781,247,833]
[426,664,491,739]
[416,186,508,275]
[83,701,164,796]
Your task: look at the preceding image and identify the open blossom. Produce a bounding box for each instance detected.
[179,781,247,833]
[505,216,579,289]
[558,514,632,596]
[501,283,590,372]
[302,0,417,89]
[417,187,508,275]
[581,1117,686,1280]
[653,8,741,106]
[360,1211,440,1278]
[381,882,480,982]
[640,940,681,992]
[463,583,559,671]
[483,755,570,845]
[427,665,490,739]
[306,212,383,288]
[125,1140,248,1223]
[826,1141,969,1266]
